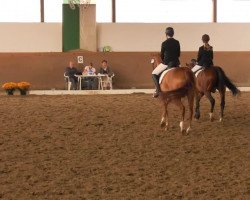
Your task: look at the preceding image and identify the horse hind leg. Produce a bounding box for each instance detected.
[205,92,215,121]
[174,99,186,134]
[186,89,195,133]
[160,100,169,130]
[218,86,226,122]
[194,92,204,120]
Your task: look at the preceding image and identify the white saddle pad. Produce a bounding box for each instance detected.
[192,65,204,77]
[159,68,175,84]
[195,69,204,77]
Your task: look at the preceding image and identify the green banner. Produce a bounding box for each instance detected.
[62,4,80,52]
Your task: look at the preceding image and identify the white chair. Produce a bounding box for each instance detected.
[99,74,114,90]
[64,73,72,90]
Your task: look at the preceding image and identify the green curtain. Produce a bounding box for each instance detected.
[62,4,79,52]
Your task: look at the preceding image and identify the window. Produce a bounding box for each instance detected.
[116,0,213,23]
[44,0,62,22]
[0,0,40,22]
[96,0,112,22]
[217,0,250,22]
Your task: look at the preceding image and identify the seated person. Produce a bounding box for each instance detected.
[99,60,114,76]
[99,60,114,89]
[82,63,98,90]
[83,62,96,75]
[65,61,79,90]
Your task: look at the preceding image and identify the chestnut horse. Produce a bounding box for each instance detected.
[186,62,240,121]
[151,54,195,133]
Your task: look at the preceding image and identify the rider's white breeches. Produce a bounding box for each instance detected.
[152,63,168,75]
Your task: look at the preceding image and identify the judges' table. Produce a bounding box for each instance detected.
[75,74,107,90]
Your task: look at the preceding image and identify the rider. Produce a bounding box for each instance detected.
[152,27,181,98]
[197,34,213,67]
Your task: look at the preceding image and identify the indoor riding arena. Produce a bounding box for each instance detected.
[0,1,249,200]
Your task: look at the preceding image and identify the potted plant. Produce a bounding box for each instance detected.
[2,82,17,95]
[17,82,31,95]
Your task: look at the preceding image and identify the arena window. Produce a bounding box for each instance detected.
[115,0,213,23]
[217,0,250,22]
[96,0,112,22]
[0,0,40,22]
[44,0,62,22]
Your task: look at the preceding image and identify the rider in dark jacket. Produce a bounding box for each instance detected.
[197,34,213,67]
[152,27,181,98]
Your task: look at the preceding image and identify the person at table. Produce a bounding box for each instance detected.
[99,60,114,77]
[83,62,96,75]
[99,60,114,89]
[65,61,79,90]
[82,63,98,90]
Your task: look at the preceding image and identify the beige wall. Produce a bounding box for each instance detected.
[97,23,250,52]
[0,23,62,52]
[1,22,250,52]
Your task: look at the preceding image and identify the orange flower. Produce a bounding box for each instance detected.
[17,82,31,90]
[2,82,17,90]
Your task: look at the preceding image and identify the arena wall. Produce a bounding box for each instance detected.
[0,52,249,89]
[0,23,62,52]
[0,23,250,52]
[0,23,249,89]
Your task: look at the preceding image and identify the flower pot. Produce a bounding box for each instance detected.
[19,89,27,95]
[6,89,15,95]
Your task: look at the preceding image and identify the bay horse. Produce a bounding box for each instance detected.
[151,54,196,134]
[186,61,240,121]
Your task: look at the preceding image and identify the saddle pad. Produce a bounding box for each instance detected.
[192,65,204,77]
[159,68,175,84]
[195,69,204,77]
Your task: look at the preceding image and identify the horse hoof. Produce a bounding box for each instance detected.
[186,127,191,133]
[209,113,214,122]
[160,122,166,128]
[219,118,223,122]
[164,125,169,131]
[194,114,200,120]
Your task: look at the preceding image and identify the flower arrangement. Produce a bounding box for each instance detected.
[2,82,17,95]
[17,82,31,95]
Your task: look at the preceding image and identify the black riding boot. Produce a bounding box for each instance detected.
[152,74,161,98]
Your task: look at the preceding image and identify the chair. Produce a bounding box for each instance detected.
[99,74,115,90]
[64,73,72,90]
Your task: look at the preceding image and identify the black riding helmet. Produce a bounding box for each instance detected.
[165,27,174,37]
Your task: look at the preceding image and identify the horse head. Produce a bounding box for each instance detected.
[150,53,162,69]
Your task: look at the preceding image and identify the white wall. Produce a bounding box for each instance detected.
[97,23,250,52]
[0,23,62,52]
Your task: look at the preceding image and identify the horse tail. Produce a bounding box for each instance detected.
[214,66,240,96]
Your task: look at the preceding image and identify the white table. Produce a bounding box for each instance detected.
[75,74,107,90]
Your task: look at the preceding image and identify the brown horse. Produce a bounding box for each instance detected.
[151,54,195,133]
[186,61,240,121]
